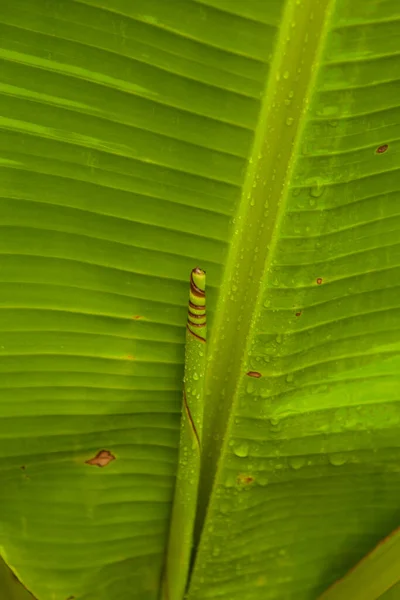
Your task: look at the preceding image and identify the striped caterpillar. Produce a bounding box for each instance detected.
[162,268,207,600]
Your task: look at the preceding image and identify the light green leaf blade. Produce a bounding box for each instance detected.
[0,1,399,600]
[187,0,400,599]
[0,0,268,598]
[318,528,400,600]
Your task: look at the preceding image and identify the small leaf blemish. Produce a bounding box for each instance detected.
[237,473,254,485]
[85,450,115,468]
[295,311,302,317]
[247,371,262,378]
[376,144,388,154]
[316,277,323,285]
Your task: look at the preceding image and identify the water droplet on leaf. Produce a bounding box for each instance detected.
[233,442,249,458]
[289,456,306,470]
[310,181,325,198]
[329,453,347,466]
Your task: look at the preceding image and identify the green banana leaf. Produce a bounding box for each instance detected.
[380,583,400,600]
[0,557,35,600]
[0,0,399,599]
[318,528,400,600]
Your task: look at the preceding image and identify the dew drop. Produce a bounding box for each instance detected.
[233,442,249,458]
[310,181,325,198]
[246,381,255,394]
[289,456,306,470]
[224,473,237,488]
[219,501,230,514]
[329,453,347,466]
[258,475,269,486]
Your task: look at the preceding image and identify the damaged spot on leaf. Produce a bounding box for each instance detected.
[85,450,115,468]
[132,315,143,320]
[125,354,135,361]
[376,144,388,154]
[247,371,262,378]
[237,473,254,485]
[316,277,323,285]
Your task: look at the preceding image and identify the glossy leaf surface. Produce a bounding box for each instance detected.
[0,1,399,599]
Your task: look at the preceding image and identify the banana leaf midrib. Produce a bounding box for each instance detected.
[195,0,336,545]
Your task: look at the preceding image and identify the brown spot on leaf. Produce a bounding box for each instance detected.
[20,465,26,470]
[237,473,254,485]
[247,371,262,378]
[316,277,323,285]
[295,311,302,317]
[85,450,115,468]
[125,354,135,360]
[256,575,267,587]
[132,315,143,320]
[376,144,388,154]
